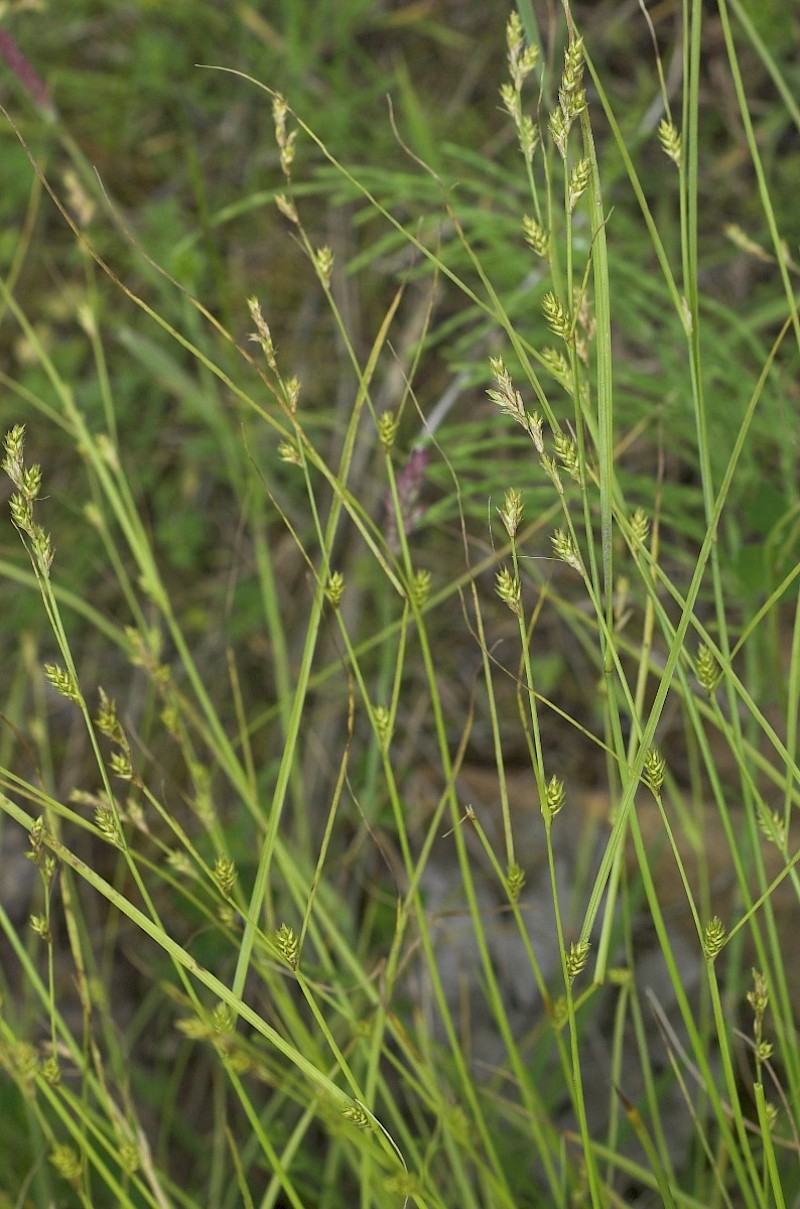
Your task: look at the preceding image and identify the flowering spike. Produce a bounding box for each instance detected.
[696,644,721,694]
[658,119,682,168]
[543,775,565,821]
[213,856,237,897]
[326,571,345,608]
[542,291,572,341]
[247,297,277,372]
[44,663,81,705]
[507,862,526,901]
[273,94,296,175]
[631,507,649,546]
[2,424,26,487]
[551,529,582,573]
[518,115,538,162]
[496,566,522,615]
[378,411,399,451]
[553,432,580,482]
[343,1103,371,1129]
[274,923,299,969]
[314,245,334,288]
[565,938,590,982]
[643,748,666,797]
[522,215,548,258]
[373,705,392,750]
[410,568,432,607]
[498,488,524,538]
[703,915,726,960]
[568,157,591,213]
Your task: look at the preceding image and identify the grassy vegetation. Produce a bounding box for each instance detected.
[1,1,799,1206]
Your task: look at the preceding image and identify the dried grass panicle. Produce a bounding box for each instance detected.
[272,92,296,175]
[486,356,544,450]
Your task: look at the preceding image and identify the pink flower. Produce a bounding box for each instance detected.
[0,29,53,117]
[385,446,429,552]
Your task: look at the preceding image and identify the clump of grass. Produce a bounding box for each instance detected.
[1,3,799,1207]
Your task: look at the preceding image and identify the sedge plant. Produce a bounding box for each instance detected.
[1,3,799,1207]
